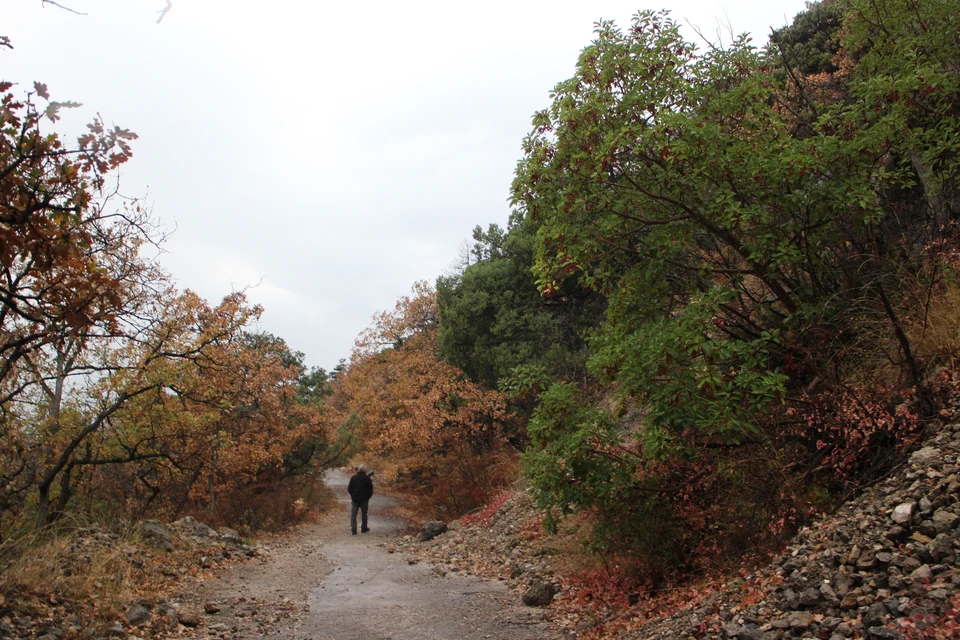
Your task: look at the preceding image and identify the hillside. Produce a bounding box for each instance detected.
[404,418,960,639]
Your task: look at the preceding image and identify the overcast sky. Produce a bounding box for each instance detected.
[5,0,809,371]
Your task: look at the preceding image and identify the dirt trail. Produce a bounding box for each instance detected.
[189,470,551,640]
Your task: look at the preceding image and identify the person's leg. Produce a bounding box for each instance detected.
[360,500,369,532]
[350,500,359,534]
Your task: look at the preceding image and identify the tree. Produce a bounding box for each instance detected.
[0,82,139,402]
[6,287,262,528]
[437,215,602,398]
[510,2,960,566]
[769,0,842,76]
[326,283,514,518]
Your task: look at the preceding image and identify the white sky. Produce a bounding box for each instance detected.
[4,0,810,371]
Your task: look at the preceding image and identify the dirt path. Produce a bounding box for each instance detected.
[188,470,551,640]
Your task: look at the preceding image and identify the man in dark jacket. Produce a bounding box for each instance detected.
[347,464,374,534]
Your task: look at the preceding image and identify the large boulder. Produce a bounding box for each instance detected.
[217,526,243,546]
[177,606,201,628]
[418,521,448,542]
[522,577,558,607]
[124,603,151,627]
[137,521,172,551]
[171,516,218,544]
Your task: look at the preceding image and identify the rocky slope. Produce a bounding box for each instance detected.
[0,517,262,640]
[402,423,960,639]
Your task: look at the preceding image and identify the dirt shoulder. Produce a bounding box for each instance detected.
[184,470,552,640]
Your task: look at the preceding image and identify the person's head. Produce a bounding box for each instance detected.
[357,464,367,473]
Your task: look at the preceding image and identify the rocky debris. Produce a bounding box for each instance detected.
[619,421,960,639]
[105,620,126,637]
[217,527,243,546]
[404,486,563,611]
[523,577,559,607]
[418,520,448,542]
[124,602,151,626]
[177,605,202,627]
[399,421,960,638]
[138,520,174,551]
[0,514,262,640]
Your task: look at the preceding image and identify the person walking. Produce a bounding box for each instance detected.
[347,464,374,534]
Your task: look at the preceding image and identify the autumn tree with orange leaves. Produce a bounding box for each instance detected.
[0,82,332,534]
[326,282,515,519]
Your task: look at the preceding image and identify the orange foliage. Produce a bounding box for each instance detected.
[326,282,515,519]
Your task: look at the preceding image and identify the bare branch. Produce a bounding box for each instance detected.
[40,1,87,16]
[157,0,173,24]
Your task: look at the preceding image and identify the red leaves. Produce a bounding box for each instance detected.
[461,491,514,528]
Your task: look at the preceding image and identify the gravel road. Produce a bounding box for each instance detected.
[190,470,551,640]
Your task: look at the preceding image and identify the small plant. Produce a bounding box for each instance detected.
[518,516,547,541]
[461,491,514,528]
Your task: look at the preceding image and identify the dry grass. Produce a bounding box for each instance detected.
[0,523,142,623]
[538,510,607,575]
[908,283,960,368]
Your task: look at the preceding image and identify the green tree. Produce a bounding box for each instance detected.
[769,0,842,76]
[437,215,602,397]
[511,1,960,564]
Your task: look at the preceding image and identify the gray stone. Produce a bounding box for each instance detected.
[931,509,960,533]
[928,533,954,562]
[867,627,904,639]
[177,607,201,627]
[138,521,172,551]
[884,596,903,616]
[902,556,922,573]
[418,521,448,542]
[217,527,243,545]
[834,573,855,596]
[909,447,940,467]
[910,564,932,580]
[788,610,812,631]
[885,525,909,542]
[123,604,150,627]
[735,624,766,640]
[783,588,800,610]
[863,602,888,628]
[821,617,842,631]
[105,621,126,638]
[892,502,916,525]
[800,587,821,607]
[521,578,557,607]
[820,581,839,604]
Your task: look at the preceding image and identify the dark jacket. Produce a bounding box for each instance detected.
[347,470,373,503]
